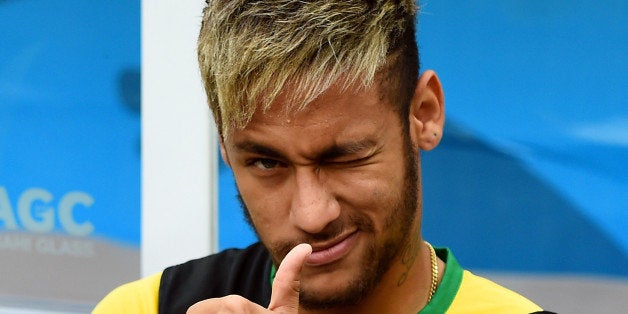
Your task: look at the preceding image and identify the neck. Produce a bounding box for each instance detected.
[301,218,437,314]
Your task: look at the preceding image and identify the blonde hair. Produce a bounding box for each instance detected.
[198,0,419,137]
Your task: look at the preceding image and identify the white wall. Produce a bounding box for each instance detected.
[141,0,217,276]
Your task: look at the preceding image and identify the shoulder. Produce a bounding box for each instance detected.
[93,271,162,314]
[448,270,542,313]
[93,242,271,314]
[160,241,271,294]
[428,247,544,313]
[159,242,272,313]
[162,242,270,282]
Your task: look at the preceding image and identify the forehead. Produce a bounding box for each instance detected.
[226,80,398,144]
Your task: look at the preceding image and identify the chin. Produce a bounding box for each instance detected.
[299,279,368,310]
[298,251,379,309]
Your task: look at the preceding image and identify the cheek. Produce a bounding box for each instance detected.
[240,191,284,222]
[335,170,404,216]
[235,175,292,234]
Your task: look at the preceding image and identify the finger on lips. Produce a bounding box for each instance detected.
[267,243,313,312]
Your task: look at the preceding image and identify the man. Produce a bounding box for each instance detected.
[95,1,551,313]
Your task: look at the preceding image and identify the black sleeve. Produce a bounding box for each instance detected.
[158,242,273,314]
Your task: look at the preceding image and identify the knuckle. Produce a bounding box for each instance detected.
[223,294,248,304]
[186,295,254,313]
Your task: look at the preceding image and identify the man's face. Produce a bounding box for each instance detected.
[221,81,420,309]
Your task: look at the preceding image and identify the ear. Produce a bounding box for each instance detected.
[219,137,231,167]
[408,70,445,151]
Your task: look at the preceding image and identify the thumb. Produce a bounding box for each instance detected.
[267,243,312,312]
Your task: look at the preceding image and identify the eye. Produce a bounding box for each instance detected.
[251,158,280,170]
[326,154,373,167]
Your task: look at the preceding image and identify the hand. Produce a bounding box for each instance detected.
[187,243,313,313]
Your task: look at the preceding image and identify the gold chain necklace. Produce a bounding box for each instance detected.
[424,241,438,303]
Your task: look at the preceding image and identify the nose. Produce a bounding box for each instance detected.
[290,167,340,234]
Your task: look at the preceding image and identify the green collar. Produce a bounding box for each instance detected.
[269,247,462,313]
[419,247,463,313]
[270,262,276,285]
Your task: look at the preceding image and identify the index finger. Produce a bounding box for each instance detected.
[267,243,312,312]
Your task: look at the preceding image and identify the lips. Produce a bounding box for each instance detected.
[305,231,358,266]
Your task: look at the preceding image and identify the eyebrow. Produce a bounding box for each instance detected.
[233,139,377,161]
[234,141,285,159]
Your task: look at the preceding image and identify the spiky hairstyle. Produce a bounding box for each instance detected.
[198,0,419,137]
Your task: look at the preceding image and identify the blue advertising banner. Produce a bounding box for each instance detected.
[0,0,140,310]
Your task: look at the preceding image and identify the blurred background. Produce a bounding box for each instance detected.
[1,1,140,313]
[1,0,626,313]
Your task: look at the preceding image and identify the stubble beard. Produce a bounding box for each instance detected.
[236,136,419,310]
